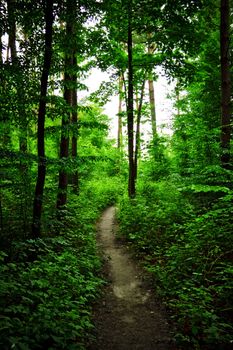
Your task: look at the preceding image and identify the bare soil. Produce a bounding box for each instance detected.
[88,206,176,350]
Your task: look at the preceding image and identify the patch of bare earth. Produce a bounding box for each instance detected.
[87,206,176,350]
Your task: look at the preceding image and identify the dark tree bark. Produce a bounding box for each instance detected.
[6,0,16,62]
[127,0,136,198]
[56,70,72,209]
[57,0,76,209]
[32,0,54,237]
[71,54,79,193]
[220,0,231,169]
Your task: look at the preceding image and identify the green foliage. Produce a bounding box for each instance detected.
[118,179,193,257]
[118,176,233,349]
[0,183,111,349]
[0,245,101,349]
[1,1,232,349]
[141,135,172,181]
[0,83,123,348]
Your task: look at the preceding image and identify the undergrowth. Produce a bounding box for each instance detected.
[117,178,233,349]
[0,175,122,350]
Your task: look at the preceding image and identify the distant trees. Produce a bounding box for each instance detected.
[0,0,232,239]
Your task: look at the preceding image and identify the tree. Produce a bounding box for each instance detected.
[147,41,157,137]
[71,54,79,193]
[6,0,16,62]
[134,77,146,181]
[57,0,77,210]
[126,0,136,198]
[32,0,54,237]
[117,74,123,150]
[220,0,231,169]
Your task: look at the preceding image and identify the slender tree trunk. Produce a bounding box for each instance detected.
[71,54,79,193]
[71,1,79,193]
[0,29,3,64]
[0,193,3,231]
[127,0,135,198]
[7,0,29,229]
[6,0,16,62]
[7,0,28,156]
[57,0,75,209]
[2,0,17,148]
[147,38,157,137]
[32,1,53,237]
[56,73,72,209]
[175,84,181,118]
[148,79,157,136]
[118,74,123,150]
[134,79,146,181]
[220,0,231,169]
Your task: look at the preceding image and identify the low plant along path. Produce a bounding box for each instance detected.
[88,206,175,350]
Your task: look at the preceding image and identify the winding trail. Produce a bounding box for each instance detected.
[88,206,175,350]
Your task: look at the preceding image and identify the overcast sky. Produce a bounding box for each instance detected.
[80,67,175,142]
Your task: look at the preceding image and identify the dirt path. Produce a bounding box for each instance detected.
[88,206,175,350]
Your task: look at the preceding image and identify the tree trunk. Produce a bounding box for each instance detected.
[7,0,28,163]
[6,0,16,62]
[220,0,231,169]
[57,0,76,209]
[71,55,79,193]
[134,79,146,181]
[7,0,29,229]
[175,84,181,118]
[117,74,123,150]
[56,74,72,209]
[147,38,157,137]
[148,79,157,136]
[0,23,3,64]
[127,0,136,198]
[32,0,53,237]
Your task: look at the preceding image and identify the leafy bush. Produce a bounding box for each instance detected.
[0,173,125,350]
[0,248,102,349]
[118,180,233,349]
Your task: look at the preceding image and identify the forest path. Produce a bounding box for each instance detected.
[88,206,175,350]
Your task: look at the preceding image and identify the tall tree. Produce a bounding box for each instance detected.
[134,78,146,181]
[6,0,16,62]
[7,0,28,156]
[117,74,123,150]
[71,57,79,193]
[220,0,231,169]
[57,0,77,209]
[32,0,54,237]
[147,39,157,137]
[126,0,136,197]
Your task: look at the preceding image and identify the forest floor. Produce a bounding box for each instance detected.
[87,206,176,350]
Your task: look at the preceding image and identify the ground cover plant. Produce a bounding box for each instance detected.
[117,172,233,349]
[0,174,123,350]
